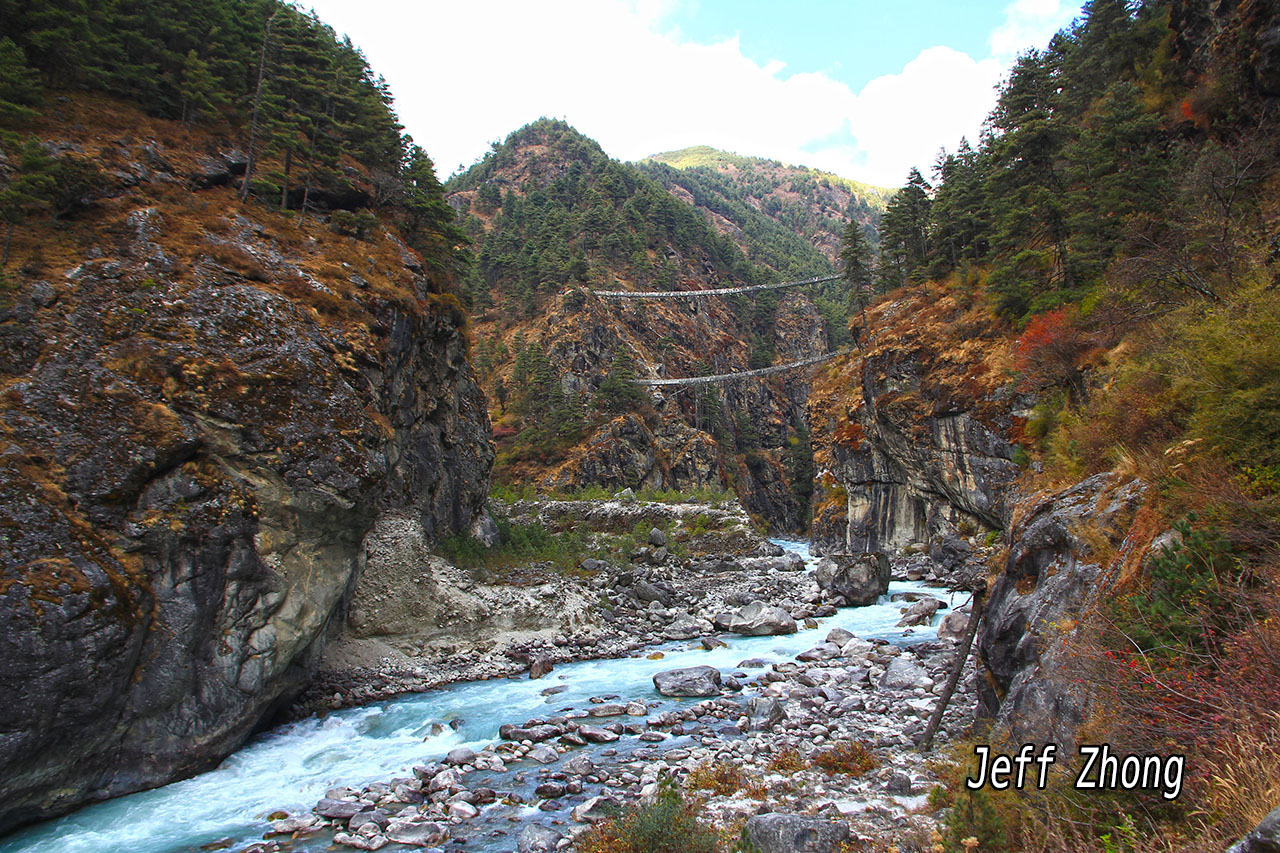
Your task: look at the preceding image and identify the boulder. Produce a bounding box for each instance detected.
[717,600,797,636]
[653,665,722,697]
[634,579,673,606]
[796,643,841,662]
[663,614,712,640]
[443,746,475,766]
[929,534,972,572]
[571,795,622,824]
[348,810,390,831]
[315,799,366,820]
[880,658,930,690]
[937,606,973,641]
[529,656,554,679]
[518,824,564,853]
[1228,804,1280,853]
[826,627,855,646]
[747,696,785,731]
[815,553,891,606]
[562,754,596,776]
[385,819,449,847]
[744,813,851,853]
[896,597,944,627]
[577,724,620,743]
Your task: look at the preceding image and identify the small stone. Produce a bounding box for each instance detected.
[447,801,479,820]
[443,747,475,766]
[527,745,559,764]
[385,818,449,847]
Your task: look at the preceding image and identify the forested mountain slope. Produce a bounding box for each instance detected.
[638,145,890,271]
[811,0,1280,848]
[447,120,848,530]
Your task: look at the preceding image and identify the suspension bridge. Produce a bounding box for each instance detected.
[590,272,848,386]
[592,273,841,300]
[633,349,850,387]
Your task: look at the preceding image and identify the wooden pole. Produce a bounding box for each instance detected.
[919,586,986,752]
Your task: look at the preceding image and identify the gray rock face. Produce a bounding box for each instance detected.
[0,206,493,833]
[716,600,797,636]
[745,813,851,852]
[1228,804,1280,853]
[977,473,1148,750]
[809,337,1019,557]
[815,553,891,606]
[653,665,722,696]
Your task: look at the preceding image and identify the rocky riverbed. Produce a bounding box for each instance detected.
[294,497,972,719]
[259,632,979,853]
[252,503,986,853]
[0,498,987,853]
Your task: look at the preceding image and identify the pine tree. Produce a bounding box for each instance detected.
[0,38,43,123]
[0,140,57,266]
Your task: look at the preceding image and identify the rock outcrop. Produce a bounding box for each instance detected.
[809,286,1023,559]
[976,472,1150,749]
[0,124,492,832]
[814,553,891,606]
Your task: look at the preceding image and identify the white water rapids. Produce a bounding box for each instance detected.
[0,540,961,853]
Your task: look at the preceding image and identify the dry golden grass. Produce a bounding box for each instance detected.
[810,740,877,776]
[765,747,806,775]
[685,761,767,798]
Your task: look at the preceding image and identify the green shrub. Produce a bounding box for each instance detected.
[329,209,379,240]
[576,784,719,853]
[1121,515,1248,656]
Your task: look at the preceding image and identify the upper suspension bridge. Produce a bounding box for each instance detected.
[592,273,841,300]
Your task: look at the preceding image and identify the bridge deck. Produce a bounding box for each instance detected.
[593,273,841,300]
[633,350,849,386]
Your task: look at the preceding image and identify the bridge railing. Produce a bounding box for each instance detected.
[632,349,849,386]
[592,273,842,300]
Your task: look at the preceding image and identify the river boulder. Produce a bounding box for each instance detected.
[896,597,944,626]
[714,600,797,636]
[518,824,564,853]
[652,665,722,696]
[386,818,449,847]
[744,813,851,852]
[815,553,891,605]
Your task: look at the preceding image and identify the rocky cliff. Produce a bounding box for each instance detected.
[0,100,492,832]
[808,283,1024,559]
[975,472,1153,750]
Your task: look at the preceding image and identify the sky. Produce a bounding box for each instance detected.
[300,0,1085,187]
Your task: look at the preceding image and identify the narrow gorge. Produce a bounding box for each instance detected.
[2,0,1279,851]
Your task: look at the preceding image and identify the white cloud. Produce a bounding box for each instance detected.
[301,0,1077,188]
[989,0,1081,62]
